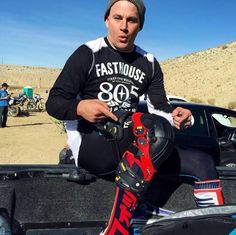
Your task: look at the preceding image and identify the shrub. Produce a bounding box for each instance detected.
[190,97,204,104]
[218,44,228,50]
[228,101,236,110]
[208,99,215,105]
[221,45,228,50]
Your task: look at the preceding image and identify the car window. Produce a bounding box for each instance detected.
[211,112,236,137]
[212,113,236,128]
[176,110,209,137]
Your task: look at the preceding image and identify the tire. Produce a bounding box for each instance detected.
[37,102,46,112]
[8,105,21,117]
[27,102,37,111]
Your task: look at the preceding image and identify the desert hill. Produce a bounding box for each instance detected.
[162,41,236,108]
[0,41,235,108]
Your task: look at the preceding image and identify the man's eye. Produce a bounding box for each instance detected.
[113,16,122,20]
[128,18,138,23]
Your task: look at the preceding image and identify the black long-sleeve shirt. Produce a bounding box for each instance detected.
[46,37,172,121]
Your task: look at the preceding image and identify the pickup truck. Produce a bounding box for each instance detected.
[0,102,236,234]
[138,101,236,167]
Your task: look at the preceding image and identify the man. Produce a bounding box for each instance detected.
[46,1,223,234]
[0,83,10,128]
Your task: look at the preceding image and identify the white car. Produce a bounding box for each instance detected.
[167,95,189,102]
[140,95,189,102]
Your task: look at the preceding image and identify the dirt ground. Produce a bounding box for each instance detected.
[0,111,67,164]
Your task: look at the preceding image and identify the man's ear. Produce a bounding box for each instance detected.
[105,17,109,28]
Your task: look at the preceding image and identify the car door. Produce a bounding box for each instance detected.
[174,107,221,165]
[208,108,236,166]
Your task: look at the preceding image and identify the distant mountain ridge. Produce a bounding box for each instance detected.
[0,41,235,108]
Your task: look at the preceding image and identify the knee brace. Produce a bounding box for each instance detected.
[116,112,175,193]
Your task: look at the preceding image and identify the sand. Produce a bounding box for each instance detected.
[0,112,66,164]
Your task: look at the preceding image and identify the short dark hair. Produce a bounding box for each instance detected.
[2,83,9,88]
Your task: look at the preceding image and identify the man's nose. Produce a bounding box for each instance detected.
[120,19,128,31]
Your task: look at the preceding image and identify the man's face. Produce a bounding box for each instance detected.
[105,1,140,52]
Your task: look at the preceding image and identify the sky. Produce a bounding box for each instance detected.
[0,0,235,68]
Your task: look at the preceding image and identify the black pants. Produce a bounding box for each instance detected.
[78,122,133,175]
[0,106,8,128]
[159,145,218,181]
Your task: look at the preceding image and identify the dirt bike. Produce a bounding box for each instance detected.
[33,93,46,111]
[13,94,36,111]
[7,95,21,117]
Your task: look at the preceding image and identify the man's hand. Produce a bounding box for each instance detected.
[77,99,118,123]
[172,107,192,130]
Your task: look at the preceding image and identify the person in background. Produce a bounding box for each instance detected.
[46,1,223,234]
[0,83,10,128]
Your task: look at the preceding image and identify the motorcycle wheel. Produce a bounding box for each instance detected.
[27,102,37,111]
[8,105,21,117]
[37,102,46,112]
